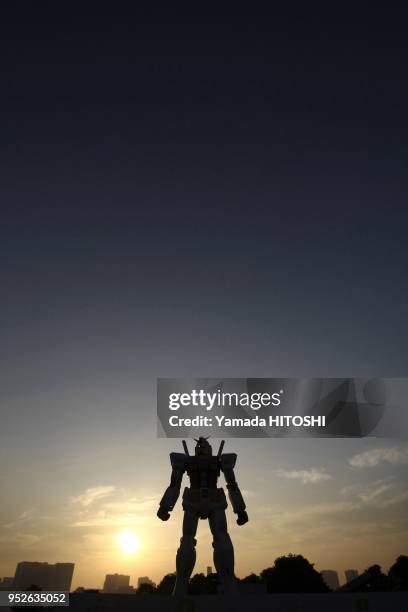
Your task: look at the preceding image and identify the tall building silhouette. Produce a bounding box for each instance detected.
[321,570,340,591]
[13,562,74,591]
[103,574,130,593]
[345,569,359,583]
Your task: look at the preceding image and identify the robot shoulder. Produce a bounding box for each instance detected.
[220,453,237,470]
[170,452,187,471]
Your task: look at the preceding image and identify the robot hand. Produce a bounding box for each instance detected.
[236,510,249,526]
[157,506,170,521]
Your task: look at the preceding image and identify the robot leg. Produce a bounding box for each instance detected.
[209,508,238,595]
[173,508,199,597]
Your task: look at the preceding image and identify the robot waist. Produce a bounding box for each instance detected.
[189,486,219,493]
[182,487,227,510]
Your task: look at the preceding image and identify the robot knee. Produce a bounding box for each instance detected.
[179,535,197,551]
[212,531,233,551]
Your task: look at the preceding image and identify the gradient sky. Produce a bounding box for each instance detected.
[0,9,407,588]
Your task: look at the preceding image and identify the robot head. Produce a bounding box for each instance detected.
[194,437,212,456]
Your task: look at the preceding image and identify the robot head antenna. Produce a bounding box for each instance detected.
[194,436,213,456]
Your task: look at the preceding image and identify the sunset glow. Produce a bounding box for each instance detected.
[116,529,141,555]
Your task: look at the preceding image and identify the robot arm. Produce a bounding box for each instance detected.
[157,453,185,521]
[220,453,249,525]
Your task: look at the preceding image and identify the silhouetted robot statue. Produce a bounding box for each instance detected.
[157,437,248,597]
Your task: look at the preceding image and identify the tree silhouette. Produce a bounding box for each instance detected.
[389,555,408,590]
[156,573,176,594]
[261,554,329,593]
[140,552,408,597]
[204,572,219,594]
[137,582,156,595]
[360,565,390,592]
[189,573,207,595]
[240,573,262,584]
[188,573,219,595]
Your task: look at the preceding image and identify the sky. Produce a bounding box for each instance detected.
[0,9,407,589]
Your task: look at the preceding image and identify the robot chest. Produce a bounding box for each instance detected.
[186,460,220,488]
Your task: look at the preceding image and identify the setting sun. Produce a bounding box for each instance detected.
[116,529,141,555]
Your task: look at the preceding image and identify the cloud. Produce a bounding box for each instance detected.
[102,496,157,513]
[70,488,157,528]
[0,533,41,547]
[340,477,408,509]
[72,515,149,528]
[3,509,36,530]
[258,501,360,532]
[357,482,395,504]
[71,486,116,507]
[349,446,408,468]
[275,468,332,484]
[377,490,408,508]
